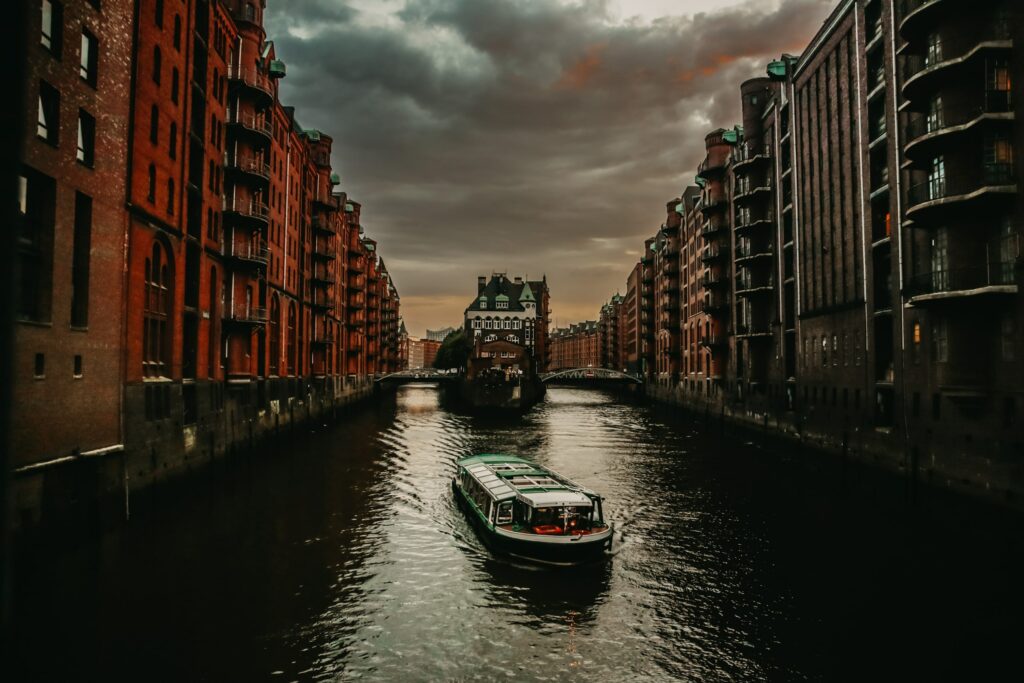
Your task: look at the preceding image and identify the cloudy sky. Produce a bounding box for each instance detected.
[265,0,835,336]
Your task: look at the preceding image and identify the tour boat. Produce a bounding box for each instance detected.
[453,454,613,565]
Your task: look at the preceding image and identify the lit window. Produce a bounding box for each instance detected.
[41,1,61,53]
[80,29,98,85]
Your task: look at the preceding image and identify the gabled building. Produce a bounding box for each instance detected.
[464,273,548,366]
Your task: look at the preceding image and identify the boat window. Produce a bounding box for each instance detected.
[496,502,513,525]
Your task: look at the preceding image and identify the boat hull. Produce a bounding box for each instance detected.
[453,479,612,565]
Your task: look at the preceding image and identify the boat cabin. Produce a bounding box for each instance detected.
[457,455,606,535]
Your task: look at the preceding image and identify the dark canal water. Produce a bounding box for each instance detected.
[11,386,1024,681]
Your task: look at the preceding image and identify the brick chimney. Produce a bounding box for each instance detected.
[478,276,486,294]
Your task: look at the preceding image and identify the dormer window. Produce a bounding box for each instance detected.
[478,297,487,309]
[497,301,508,309]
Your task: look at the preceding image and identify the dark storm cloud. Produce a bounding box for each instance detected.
[265,0,834,333]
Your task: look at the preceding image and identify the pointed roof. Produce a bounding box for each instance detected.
[519,282,535,302]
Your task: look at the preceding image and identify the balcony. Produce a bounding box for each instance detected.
[349,255,367,273]
[227,306,267,326]
[312,239,336,260]
[227,66,273,106]
[311,214,334,234]
[224,154,271,183]
[223,198,269,227]
[226,111,273,141]
[701,270,728,288]
[734,210,774,235]
[223,239,269,268]
[699,334,728,348]
[733,181,772,205]
[902,38,1012,102]
[696,155,728,180]
[732,143,771,171]
[905,163,1016,217]
[349,275,366,291]
[700,193,729,214]
[735,323,773,339]
[310,294,333,311]
[904,92,1014,161]
[735,243,773,263]
[898,0,952,40]
[736,272,775,296]
[313,192,338,210]
[905,263,1016,303]
[701,292,730,313]
[311,330,335,346]
[700,245,728,263]
[310,270,335,287]
[701,218,726,238]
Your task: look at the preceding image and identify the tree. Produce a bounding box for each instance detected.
[433,329,471,370]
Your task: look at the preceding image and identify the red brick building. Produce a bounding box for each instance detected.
[13,0,135,516]
[549,321,600,371]
[13,0,402,524]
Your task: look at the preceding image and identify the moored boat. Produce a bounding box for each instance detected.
[453,454,613,565]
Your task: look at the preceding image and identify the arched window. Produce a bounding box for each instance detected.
[150,104,159,144]
[287,302,297,376]
[155,0,164,27]
[169,122,177,158]
[143,241,172,377]
[269,295,280,376]
[152,45,161,85]
[208,266,218,377]
[147,163,156,202]
[166,178,174,215]
[173,16,182,50]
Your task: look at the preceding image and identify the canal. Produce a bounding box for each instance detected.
[10,386,1024,681]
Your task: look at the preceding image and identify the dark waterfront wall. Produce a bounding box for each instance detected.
[10,378,386,531]
[644,382,1024,507]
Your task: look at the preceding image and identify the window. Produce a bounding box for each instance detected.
[155,0,163,28]
[926,95,943,133]
[143,241,172,377]
[76,110,95,166]
[17,169,57,323]
[472,319,481,329]
[152,45,161,85]
[930,227,949,291]
[1002,314,1016,362]
[37,81,60,145]
[912,322,922,364]
[269,295,280,375]
[173,15,181,49]
[821,336,827,367]
[924,32,942,67]
[80,29,98,85]
[984,132,1014,180]
[928,156,945,200]
[931,319,948,363]
[167,178,174,215]
[147,164,156,202]
[41,1,62,55]
[169,122,177,159]
[171,67,179,103]
[71,193,91,327]
[35,353,45,379]
[150,104,159,144]
[74,355,83,378]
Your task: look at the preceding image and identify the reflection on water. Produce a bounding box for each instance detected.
[10,385,1024,681]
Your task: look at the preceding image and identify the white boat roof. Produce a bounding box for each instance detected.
[517,490,593,508]
[460,455,597,507]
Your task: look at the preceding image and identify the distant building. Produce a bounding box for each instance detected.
[426,326,457,342]
[463,273,550,370]
[407,337,442,369]
[549,321,600,371]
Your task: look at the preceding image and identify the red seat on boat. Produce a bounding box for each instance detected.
[532,525,563,535]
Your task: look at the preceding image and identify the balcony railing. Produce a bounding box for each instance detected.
[227,66,273,100]
[736,273,775,294]
[906,263,1016,298]
[700,292,730,312]
[701,245,728,262]
[226,111,273,139]
[907,162,1016,211]
[905,91,1014,145]
[731,143,771,167]
[224,154,271,180]
[223,198,270,223]
[223,239,269,265]
[229,306,267,325]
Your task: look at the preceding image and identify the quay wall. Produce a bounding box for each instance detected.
[643,384,1024,509]
[9,378,387,531]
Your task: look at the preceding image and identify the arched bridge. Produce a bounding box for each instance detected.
[539,368,643,384]
[376,369,459,384]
